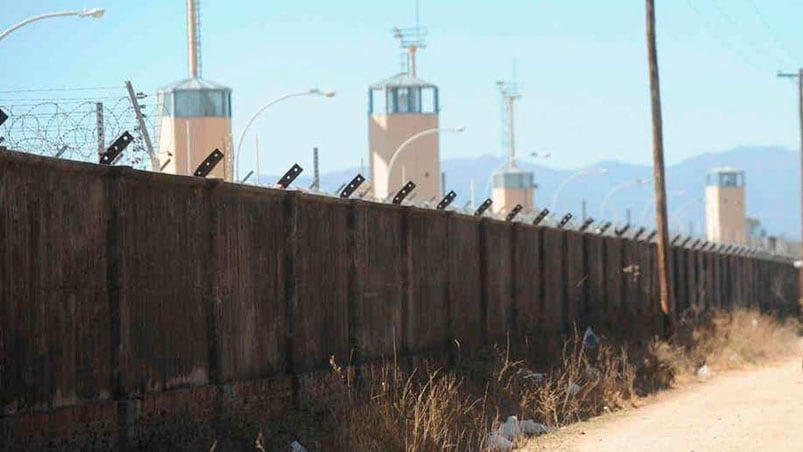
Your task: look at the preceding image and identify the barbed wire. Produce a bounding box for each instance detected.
[0,86,160,170]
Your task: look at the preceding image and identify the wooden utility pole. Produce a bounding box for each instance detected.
[645,0,673,324]
[777,69,803,289]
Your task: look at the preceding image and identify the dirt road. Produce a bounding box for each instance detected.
[527,354,803,452]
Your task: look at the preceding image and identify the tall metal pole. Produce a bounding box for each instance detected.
[645,0,673,322]
[312,146,320,190]
[125,81,158,171]
[255,134,260,185]
[95,102,104,157]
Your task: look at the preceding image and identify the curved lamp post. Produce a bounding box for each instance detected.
[385,126,464,195]
[0,9,105,42]
[235,88,335,181]
[550,167,608,213]
[638,190,685,225]
[598,178,650,220]
[670,197,703,232]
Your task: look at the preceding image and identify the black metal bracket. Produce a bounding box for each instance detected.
[505,204,523,222]
[632,227,646,240]
[533,208,549,226]
[597,221,612,234]
[340,174,365,198]
[681,237,692,248]
[579,217,595,232]
[193,148,224,177]
[0,108,7,127]
[392,181,416,204]
[646,230,658,241]
[557,213,573,229]
[615,223,631,237]
[691,239,702,249]
[277,163,303,188]
[671,234,682,245]
[437,190,457,210]
[99,131,133,165]
[474,198,492,216]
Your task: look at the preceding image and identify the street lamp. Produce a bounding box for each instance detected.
[0,9,105,42]
[385,126,464,196]
[638,190,685,225]
[670,197,703,233]
[235,88,335,181]
[550,167,608,213]
[598,178,650,220]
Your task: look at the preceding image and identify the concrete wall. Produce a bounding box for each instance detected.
[1,151,799,450]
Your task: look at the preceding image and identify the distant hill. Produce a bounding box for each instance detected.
[256,146,801,239]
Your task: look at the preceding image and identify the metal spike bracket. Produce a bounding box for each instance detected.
[193,148,224,177]
[99,131,133,165]
[681,237,692,248]
[533,208,549,226]
[392,181,416,204]
[597,221,612,234]
[437,190,457,210]
[474,198,492,216]
[557,213,573,229]
[615,224,631,237]
[632,227,646,240]
[579,217,595,232]
[646,230,658,241]
[505,204,523,222]
[0,108,7,127]
[340,174,365,198]
[277,163,303,188]
[670,234,682,245]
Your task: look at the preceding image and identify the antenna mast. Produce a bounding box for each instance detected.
[187,0,202,78]
[497,80,522,166]
[393,0,427,77]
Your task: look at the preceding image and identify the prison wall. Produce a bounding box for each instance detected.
[0,151,798,450]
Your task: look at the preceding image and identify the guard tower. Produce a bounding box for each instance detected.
[368,13,441,202]
[491,81,535,213]
[156,0,233,180]
[705,167,747,244]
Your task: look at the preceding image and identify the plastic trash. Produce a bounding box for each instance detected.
[697,364,712,379]
[519,419,550,436]
[487,431,514,451]
[498,416,521,441]
[583,326,599,350]
[289,440,308,452]
[519,369,546,384]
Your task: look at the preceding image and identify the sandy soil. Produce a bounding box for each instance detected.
[525,351,803,452]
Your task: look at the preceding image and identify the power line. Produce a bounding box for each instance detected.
[683,0,781,71]
[744,0,799,65]
[708,0,790,67]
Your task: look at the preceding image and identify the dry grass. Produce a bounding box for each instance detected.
[266,308,799,451]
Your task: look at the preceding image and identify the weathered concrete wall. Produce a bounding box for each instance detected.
[1,151,799,450]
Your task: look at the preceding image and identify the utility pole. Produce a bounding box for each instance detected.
[777,69,803,290]
[125,80,159,171]
[645,0,673,326]
[95,102,104,157]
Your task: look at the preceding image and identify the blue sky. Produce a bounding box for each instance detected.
[2,0,803,176]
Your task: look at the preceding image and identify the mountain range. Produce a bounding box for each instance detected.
[256,146,801,240]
